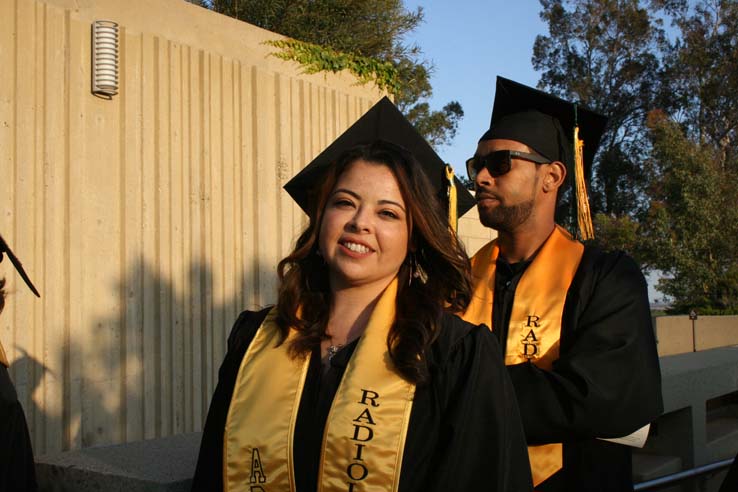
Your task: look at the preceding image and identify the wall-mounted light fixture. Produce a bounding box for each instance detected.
[91,20,119,98]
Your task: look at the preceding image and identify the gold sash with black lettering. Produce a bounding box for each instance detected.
[0,341,8,368]
[224,277,415,492]
[462,225,583,487]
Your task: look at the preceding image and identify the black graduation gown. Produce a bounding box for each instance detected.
[191,310,533,492]
[0,365,38,492]
[492,247,663,492]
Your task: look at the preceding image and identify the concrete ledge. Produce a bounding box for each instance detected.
[660,347,738,412]
[36,432,201,492]
[632,453,682,482]
[643,347,738,476]
[706,417,738,462]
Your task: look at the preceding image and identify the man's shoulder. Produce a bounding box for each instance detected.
[468,235,646,287]
[427,312,496,367]
[570,246,648,307]
[579,245,645,283]
[435,312,486,347]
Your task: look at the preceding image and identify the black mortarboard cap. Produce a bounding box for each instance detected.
[480,76,608,179]
[0,234,41,297]
[284,97,475,219]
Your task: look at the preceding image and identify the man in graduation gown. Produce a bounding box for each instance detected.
[461,77,663,491]
[0,234,40,492]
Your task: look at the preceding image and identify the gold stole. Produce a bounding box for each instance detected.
[0,341,8,368]
[224,278,416,492]
[462,225,584,487]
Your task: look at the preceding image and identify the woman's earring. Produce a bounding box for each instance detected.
[409,253,421,286]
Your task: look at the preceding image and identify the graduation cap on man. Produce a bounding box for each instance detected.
[284,97,475,230]
[476,76,608,240]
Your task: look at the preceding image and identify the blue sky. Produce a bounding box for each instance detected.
[403,0,547,174]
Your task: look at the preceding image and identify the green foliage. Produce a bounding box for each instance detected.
[591,213,640,256]
[662,0,738,170]
[200,0,423,60]
[199,0,463,149]
[639,111,738,313]
[533,0,667,217]
[685,307,738,316]
[403,101,464,149]
[535,0,738,312]
[265,39,401,95]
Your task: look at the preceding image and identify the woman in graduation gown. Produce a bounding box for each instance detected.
[0,234,40,492]
[191,125,532,490]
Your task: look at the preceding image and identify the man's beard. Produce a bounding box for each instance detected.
[478,199,534,233]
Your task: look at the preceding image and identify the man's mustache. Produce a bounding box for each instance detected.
[475,190,500,202]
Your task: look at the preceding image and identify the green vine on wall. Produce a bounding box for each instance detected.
[265,39,400,95]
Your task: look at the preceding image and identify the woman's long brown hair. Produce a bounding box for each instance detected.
[276,141,472,384]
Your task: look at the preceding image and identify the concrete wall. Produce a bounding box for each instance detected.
[655,317,696,357]
[696,316,738,351]
[457,202,497,257]
[0,0,386,454]
[0,0,497,457]
[655,316,738,357]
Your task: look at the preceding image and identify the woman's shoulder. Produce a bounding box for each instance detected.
[227,307,273,352]
[429,312,500,369]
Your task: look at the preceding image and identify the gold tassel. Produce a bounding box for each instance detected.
[445,164,458,232]
[574,126,595,240]
[0,341,8,368]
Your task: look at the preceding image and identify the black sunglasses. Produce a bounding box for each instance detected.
[466,150,550,181]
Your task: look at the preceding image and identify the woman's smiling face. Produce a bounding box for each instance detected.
[319,159,410,292]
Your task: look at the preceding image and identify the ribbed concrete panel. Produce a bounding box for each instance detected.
[1,0,385,454]
[0,0,495,457]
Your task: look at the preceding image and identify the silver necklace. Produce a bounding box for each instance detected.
[326,343,344,361]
